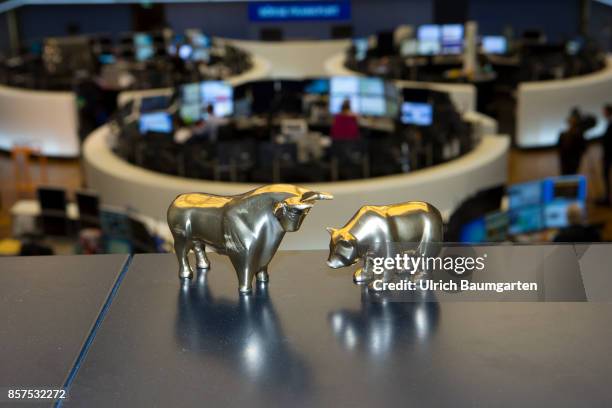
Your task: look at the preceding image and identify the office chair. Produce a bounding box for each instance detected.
[182,141,216,180]
[37,187,70,236]
[214,141,256,182]
[330,140,370,181]
[76,190,101,230]
[129,216,157,253]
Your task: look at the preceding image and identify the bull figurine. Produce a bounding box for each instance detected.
[325,201,443,285]
[167,184,333,293]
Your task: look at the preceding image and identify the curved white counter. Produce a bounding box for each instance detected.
[324,53,477,113]
[229,39,350,78]
[0,84,79,157]
[516,56,612,148]
[83,125,509,250]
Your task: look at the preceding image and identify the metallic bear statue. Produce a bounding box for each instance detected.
[167,184,332,293]
[326,201,443,285]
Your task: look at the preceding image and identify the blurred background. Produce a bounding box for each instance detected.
[0,0,611,257]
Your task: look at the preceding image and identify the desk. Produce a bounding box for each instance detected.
[83,123,509,250]
[62,250,612,407]
[0,254,128,407]
[9,199,173,244]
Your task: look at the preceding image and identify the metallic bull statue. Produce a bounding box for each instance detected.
[167,184,333,293]
[325,201,443,285]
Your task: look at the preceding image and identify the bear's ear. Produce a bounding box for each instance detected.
[326,227,337,236]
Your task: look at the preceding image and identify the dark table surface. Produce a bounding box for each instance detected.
[62,249,612,408]
[0,254,128,407]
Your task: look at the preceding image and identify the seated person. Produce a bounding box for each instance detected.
[553,203,601,243]
[331,99,360,141]
[198,104,229,143]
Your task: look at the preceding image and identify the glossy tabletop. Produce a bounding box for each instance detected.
[0,254,128,407]
[64,249,612,407]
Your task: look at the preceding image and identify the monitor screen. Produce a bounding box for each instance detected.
[178,44,193,60]
[508,180,543,209]
[353,38,369,61]
[509,205,543,235]
[418,40,441,56]
[542,175,587,202]
[305,78,330,95]
[179,104,201,123]
[485,211,509,242]
[140,95,170,113]
[359,77,385,95]
[482,36,507,54]
[181,83,200,105]
[360,96,386,116]
[542,175,587,229]
[330,76,359,95]
[329,76,389,116]
[543,201,585,229]
[460,217,486,243]
[417,24,441,41]
[441,24,464,54]
[191,48,210,62]
[188,32,211,49]
[200,81,234,117]
[400,39,418,57]
[134,33,154,62]
[139,112,173,134]
[98,54,116,65]
[401,102,433,126]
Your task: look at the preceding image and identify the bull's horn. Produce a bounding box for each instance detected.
[326,227,338,235]
[302,191,334,201]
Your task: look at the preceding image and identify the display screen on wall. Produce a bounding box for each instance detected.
[248,1,351,22]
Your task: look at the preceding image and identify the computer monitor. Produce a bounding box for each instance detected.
[401,102,433,126]
[179,104,201,124]
[330,76,359,95]
[400,39,418,57]
[139,112,173,134]
[140,95,170,113]
[508,205,544,235]
[441,24,464,54]
[482,36,507,54]
[134,33,154,62]
[417,24,441,42]
[360,96,386,116]
[304,78,330,95]
[508,180,543,210]
[485,211,509,242]
[418,40,441,56]
[191,48,210,62]
[460,217,486,243]
[98,54,116,65]
[353,38,369,61]
[200,81,234,117]
[37,187,67,212]
[359,77,385,95]
[542,175,587,229]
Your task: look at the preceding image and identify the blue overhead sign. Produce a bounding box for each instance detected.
[248,1,351,22]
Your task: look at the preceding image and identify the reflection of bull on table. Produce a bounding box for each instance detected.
[175,278,312,402]
[168,184,332,293]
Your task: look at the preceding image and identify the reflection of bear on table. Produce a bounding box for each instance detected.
[326,201,443,286]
